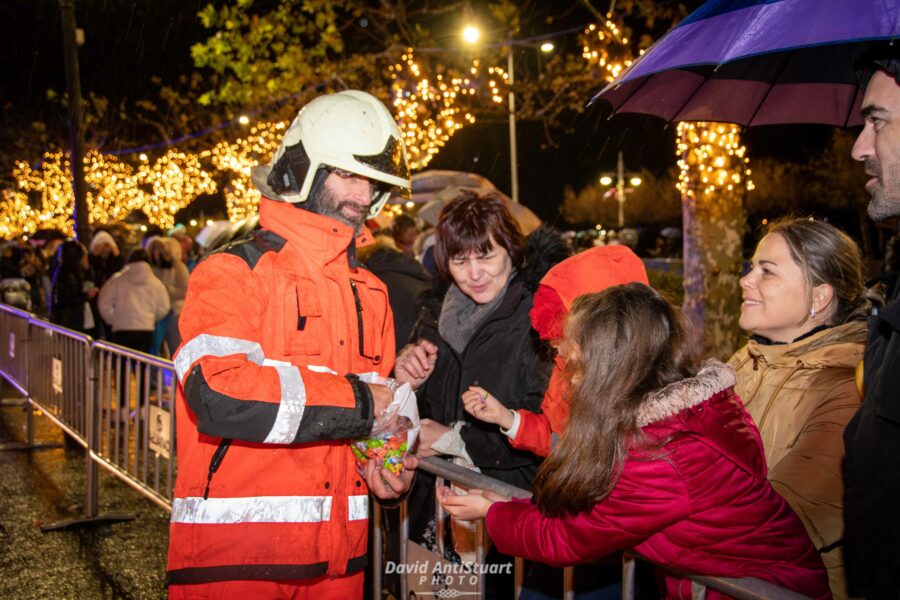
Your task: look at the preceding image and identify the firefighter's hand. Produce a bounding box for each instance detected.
[366,382,393,418]
[393,340,438,390]
[365,455,417,500]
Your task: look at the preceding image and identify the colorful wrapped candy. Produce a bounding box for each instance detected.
[352,414,413,475]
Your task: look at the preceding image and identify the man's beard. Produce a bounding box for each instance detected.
[865,158,900,222]
[306,184,368,232]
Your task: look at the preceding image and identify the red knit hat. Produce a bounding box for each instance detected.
[530,245,649,341]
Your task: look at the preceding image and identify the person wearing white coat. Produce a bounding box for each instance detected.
[98,247,171,352]
[98,247,170,416]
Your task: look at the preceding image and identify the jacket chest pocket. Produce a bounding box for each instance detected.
[350,278,388,367]
[282,277,323,357]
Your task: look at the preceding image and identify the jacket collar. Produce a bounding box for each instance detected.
[637,360,736,428]
[745,320,866,368]
[257,197,374,264]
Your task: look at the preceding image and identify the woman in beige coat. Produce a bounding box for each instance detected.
[729,218,877,599]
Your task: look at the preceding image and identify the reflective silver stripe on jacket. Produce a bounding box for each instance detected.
[348,495,369,521]
[173,334,307,444]
[171,495,370,524]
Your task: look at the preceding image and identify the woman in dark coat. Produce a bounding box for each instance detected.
[49,240,96,333]
[394,191,568,597]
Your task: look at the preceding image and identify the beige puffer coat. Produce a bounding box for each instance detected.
[729,320,865,599]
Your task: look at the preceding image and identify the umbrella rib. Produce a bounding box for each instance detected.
[745,49,794,127]
[667,69,713,125]
[843,83,861,129]
[602,74,654,119]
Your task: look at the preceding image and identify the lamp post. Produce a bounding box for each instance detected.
[59,0,90,242]
[461,21,553,204]
[506,36,518,203]
[600,151,641,228]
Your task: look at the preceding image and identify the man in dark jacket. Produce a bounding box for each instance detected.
[362,237,432,349]
[844,47,900,598]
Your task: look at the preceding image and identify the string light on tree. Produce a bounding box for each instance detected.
[676,122,753,199]
[580,19,635,82]
[389,49,478,170]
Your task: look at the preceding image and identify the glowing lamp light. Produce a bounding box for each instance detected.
[405,201,414,209]
[139,153,148,162]
[206,219,214,226]
[600,176,613,186]
[189,219,197,227]
[540,42,554,53]
[462,26,480,44]
[629,177,642,187]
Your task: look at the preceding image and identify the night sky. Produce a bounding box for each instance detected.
[0,1,861,232]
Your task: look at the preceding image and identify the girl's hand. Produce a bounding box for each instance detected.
[436,486,498,521]
[462,386,514,430]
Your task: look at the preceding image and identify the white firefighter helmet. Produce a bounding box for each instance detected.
[251,90,411,219]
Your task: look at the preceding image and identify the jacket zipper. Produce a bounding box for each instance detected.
[203,438,232,500]
[349,279,366,359]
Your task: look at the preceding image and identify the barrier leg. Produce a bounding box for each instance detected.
[0,374,61,451]
[40,361,136,531]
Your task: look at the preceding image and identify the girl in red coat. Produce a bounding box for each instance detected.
[439,283,830,599]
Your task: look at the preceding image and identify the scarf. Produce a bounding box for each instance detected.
[438,276,514,354]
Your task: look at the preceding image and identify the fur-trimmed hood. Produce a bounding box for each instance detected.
[639,360,766,479]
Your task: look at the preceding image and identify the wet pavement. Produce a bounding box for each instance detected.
[0,383,169,600]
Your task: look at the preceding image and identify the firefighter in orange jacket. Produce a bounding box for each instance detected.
[167,91,416,599]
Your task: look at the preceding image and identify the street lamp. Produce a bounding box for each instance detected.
[462,23,553,204]
[599,151,641,228]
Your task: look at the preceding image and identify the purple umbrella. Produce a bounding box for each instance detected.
[592,0,900,127]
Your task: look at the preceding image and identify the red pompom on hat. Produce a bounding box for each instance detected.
[529,245,649,341]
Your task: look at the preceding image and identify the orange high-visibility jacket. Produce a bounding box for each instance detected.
[166,198,395,586]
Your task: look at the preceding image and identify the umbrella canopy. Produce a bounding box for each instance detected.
[593,0,900,127]
[417,186,543,235]
[194,220,234,251]
[409,170,498,205]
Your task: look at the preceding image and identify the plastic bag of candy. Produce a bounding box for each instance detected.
[351,373,419,475]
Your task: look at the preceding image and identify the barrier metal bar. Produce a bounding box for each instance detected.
[26,318,92,444]
[0,305,59,452]
[0,304,32,387]
[29,320,137,531]
[91,341,177,512]
[623,550,816,599]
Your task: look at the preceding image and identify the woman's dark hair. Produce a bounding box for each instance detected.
[127,247,150,264]
[432,190,525,282]
[764,217,878,324]
[56,240,86,270]
[531,283,699,518]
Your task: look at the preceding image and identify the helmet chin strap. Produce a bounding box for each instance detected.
[299,168,332,214]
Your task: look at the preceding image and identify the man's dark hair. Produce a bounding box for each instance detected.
[856,44,900,89]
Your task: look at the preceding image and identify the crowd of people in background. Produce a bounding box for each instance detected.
[0,224,198,358]
[2,59,900,598]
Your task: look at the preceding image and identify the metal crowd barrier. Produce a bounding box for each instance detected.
[0,303,31,389]
[27,317,93,445]
[92,341,177,511]
[0,303,814,600]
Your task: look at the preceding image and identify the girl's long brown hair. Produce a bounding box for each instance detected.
[531,283,699,518]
